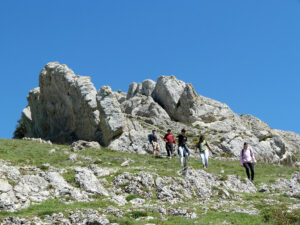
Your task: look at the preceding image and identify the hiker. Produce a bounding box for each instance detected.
[240,142,256,182]
[148,130,160,156]
[198,135,215,169]
[163,129,176,159]
[177,129,190,167]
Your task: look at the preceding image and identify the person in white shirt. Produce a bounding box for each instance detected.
[240,142,256,182]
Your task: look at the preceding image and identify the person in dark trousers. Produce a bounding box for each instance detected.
[163,129,176,159]
[148,130,160,156]
[240,142,256,182]
[177,129,190,167]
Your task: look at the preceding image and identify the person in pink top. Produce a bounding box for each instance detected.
[240,142,256,182]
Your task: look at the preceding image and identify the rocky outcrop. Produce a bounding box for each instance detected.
[151,75,186,120]
[16,63,125,147]
[121,95,170,120]
[44,172,88,201]
[70,140,101,152]
[17,62,100,143]
[126,79,156,99]
[15,62,300,165]
[97,86,125,146]
[74,167,109,196]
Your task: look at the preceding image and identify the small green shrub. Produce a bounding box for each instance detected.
[38,164,49,171]
[126,194,143,202]
[127,210,148,219]
[8,179,17,186]
[118,182,129,188]
[261,205,300,225]
[220,174,228,181]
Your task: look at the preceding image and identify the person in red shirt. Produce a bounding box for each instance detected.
[163,129,176,159]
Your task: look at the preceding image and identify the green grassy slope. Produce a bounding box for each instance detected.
[0,139,299,225]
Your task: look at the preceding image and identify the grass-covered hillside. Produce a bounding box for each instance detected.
[0,139,299,225]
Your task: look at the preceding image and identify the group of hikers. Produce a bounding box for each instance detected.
[148,129,256,183]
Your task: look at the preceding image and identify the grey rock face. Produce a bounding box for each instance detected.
[112,168,257,205]
[121,95,170,120]
[141,79,156,96]
[151,75,186,119]
[0,178,17,211]
[97,86,125,146]
[126,79,156,99]
[108,118,155,154]
[152,76,235,124]
[88,164,116,177]
[240,114,272,141]
[44,172,88,201]
[19,62,101,143]
[112,171,155,198]
[175,84,235,123]
[14,175,50,202]
[269,172,300,198]
[71,140,101,152]
[127,82,142,99]
[223,175,257,193]
[113,90,127,104]
[15,63,300,165]
[74,167,109,196]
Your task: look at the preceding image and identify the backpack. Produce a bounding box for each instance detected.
[148,134,152,144]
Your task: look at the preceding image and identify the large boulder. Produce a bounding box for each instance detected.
[70,140,101,152]
[141,79,156,96]
[74,167,109,196]
[97,86,125,146]
[126,79,156,99]
[108,118,154,154]
[18,62,101,143]
[151,75,186,120]
[240,114,273,141]
[126,82,142,99]
[152,76,235,124]
[121,95,170,120]
[176,84,235,123]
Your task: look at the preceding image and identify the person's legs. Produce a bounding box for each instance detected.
[183,146,189,167]
[166,143,171,157]
[152,143,156,156]
[243,163,250,179]
[249,163,255,181]
[204,150,209,168]
[170,143,174,156]
[200,152,206,167]
[153,142,160,156]
[178,146,183,166]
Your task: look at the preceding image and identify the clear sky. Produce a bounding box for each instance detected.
[1,0,300,138]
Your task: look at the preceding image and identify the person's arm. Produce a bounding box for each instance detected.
[163,134,167,142]
[206,142,215,154]
[240,150,244,166]
[250,149,257,163]
[172,135,176,144]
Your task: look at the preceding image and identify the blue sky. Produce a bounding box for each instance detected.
[1,0,300,138]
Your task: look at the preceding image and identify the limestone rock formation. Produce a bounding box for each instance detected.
[74,167,109,196]
[126,79,156,99]
[121,95,170,120]
[15,62,300,165]
[70,140,101,152]
[18,62,100,143]
[97,86,125,146]
[151,75,186,120]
